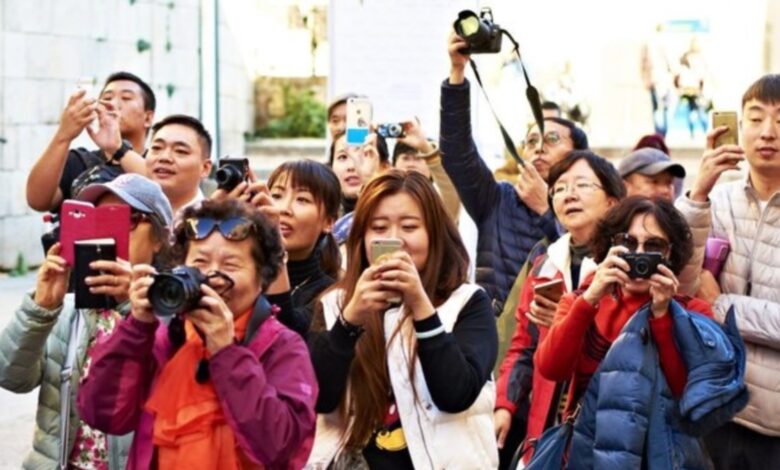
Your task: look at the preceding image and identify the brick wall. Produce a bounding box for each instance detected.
[0,0,252,269]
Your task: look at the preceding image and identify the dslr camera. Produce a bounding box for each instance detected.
[216,157,251,192]
[148,266,207,318]
[376,123,405,139]
[619,252,665,280]
[453,7,502,54]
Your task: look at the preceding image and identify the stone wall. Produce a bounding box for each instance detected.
[0,0,253,269]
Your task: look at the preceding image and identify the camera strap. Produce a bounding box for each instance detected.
[467,29,545,166]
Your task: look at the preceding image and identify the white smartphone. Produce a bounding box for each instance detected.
[346,97,372,146]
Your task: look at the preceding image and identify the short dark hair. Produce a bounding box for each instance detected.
[392,142,416,166]
[590,196,693,275]
[541,101,561,113]
[171,199,284,289]
[742,74,780,108]
[541,117,589,150]
[546,150,626,215]
[151,114,212,160]
[103,71,156,112]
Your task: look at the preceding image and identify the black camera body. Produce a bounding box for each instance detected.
[376,123,405,139]
[148,266,207,318]
[620,252,666,279]
[454,8,503,54]
[216,157,250,192]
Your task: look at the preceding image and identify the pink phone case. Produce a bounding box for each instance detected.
[59,200,130,266]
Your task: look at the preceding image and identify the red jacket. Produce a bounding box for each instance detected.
[77,314,318,470]
[496,235,598,454]
[535,274,714,416]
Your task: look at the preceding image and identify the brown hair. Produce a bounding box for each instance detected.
[316,170,469,449]
[171,199,284,289]
[742,74,780,108]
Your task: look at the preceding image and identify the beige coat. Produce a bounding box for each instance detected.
[676,177,780,436]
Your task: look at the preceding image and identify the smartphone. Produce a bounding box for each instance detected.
[74,238,118,309]
[76,77,99,132]
[346,97,372,147]
[533,279,564,303]
[59,200,130,266]
[712,111,738,148]
[370,238,403,265]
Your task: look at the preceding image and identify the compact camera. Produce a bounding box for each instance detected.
[620,252,666,280]
[216,157,251,192]
[453,7,503,54]
[148,266,207,318]
[376,123,405,139]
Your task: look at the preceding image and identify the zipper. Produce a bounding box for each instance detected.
[743,189,770,297]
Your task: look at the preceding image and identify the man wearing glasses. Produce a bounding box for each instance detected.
[440,31,589,317]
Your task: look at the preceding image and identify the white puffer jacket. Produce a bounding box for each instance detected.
[676,177,780,436]
[306,283,498,469]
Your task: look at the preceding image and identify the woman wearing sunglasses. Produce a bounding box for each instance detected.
[0,174,172,470]
[77,199,318,469]
[535,197,747,468]
[494,151,625,467]
[307,170,498,469]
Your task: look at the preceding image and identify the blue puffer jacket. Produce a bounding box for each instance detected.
[568,301,748,470]
[439,79,558,315]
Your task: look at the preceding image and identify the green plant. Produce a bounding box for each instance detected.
[9,253,27,277]
[136,39,151,53]
[258,85,326,138]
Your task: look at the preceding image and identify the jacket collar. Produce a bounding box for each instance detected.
[537,233,598,292]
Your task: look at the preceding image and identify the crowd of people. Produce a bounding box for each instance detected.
[0,25,777,470]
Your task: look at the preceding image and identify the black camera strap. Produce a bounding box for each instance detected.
[467,29,545,167]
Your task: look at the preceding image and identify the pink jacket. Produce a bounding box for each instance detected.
[77,315,318,469]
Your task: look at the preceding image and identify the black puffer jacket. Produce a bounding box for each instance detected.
[439,79,558,315]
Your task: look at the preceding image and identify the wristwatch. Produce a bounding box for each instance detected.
[110,139,133,164]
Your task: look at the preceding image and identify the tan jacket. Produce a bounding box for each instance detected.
[676,177,780,436]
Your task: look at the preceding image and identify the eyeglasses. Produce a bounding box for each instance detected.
[612,232,671,254]
[549,181,603,199]
[525,131,566,148]
[130,212,148,230]
[184,217,255,241]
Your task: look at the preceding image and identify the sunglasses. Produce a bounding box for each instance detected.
[184,217,255,241]
[525,131,565,148]
[612,232,671,254]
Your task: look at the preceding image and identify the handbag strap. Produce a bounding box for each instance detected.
[59,308,85,469]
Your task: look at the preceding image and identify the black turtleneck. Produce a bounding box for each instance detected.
[266,250,335,339]
[341,195,357,216]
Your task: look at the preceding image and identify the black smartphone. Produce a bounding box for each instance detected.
[74,238,117,309]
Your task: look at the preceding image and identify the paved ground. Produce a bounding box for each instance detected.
[0,273,39,469]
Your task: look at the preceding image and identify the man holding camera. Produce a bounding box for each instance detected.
[26,72,155,212]
[145,114,213,215]
[440,30,588,318]
[676,73,780,467]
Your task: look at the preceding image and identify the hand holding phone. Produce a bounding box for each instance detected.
[74,238,118,309]
[346,98,372,146]
[370,238,403,304]
[533,279,564,303]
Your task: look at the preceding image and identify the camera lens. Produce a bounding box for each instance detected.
[216,165,243,191]
[148,267,205,317]
[635,259,651,276]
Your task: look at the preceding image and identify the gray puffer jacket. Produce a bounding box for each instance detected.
[0,292,132,469]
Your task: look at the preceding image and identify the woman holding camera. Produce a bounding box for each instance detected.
[77,199,318,469]
[494,151,625,466]
[307,170,498,469]
[0,174,172,470]
[535,197,747,468]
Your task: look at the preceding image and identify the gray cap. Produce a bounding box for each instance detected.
[78,173,174,227]
[618,148,686,179]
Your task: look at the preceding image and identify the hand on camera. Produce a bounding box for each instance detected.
[85,258,132,303]
[188,284,235,355]
[34,243,70,310]
[582,246,631,307]
[447,31,470,84]
[648,264,680,318]
[129,264,157,323]
[211,172,281,227]
[376,251,435,321]
[56,89,97,142]
[396,118,434,154]
[689,126,744,202]
[87,100,122,158]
